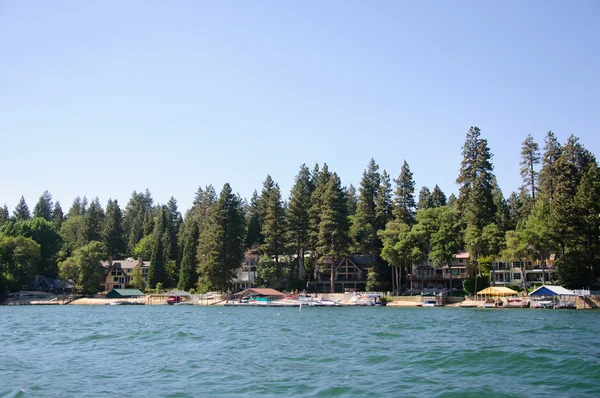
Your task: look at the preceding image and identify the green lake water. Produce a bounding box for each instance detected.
[1,306,599,397]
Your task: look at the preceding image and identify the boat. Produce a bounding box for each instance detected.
[422,300,437,307]
[504,297,529,308]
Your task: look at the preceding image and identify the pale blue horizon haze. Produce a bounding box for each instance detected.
[1,0,599,213]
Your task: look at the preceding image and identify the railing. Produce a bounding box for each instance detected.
[413,274,466,280]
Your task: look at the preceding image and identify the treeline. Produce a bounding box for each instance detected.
[1,127,599,295]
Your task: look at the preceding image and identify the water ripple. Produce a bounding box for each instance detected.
[1,306,600,397]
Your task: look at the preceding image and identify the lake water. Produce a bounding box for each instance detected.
[1,306,599,397]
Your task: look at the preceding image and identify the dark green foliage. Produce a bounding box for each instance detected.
[317,173,350,292]
[538,131,561,202]
[345,184,358,216]
[178,222,199,291]
[52,201,64,229]
[417,186,432,210]
[287,164,313,278]
[375,170,393,231]
[519,134,541,206]
[59,215,87,259]
[67,196,87,219]
[0,205,9,227]
[431,185,446,207]
[197,184,245,292]
[352,159,380,253]
[102,199,125,261]
[0,217,62,277]
[393,160,416,224]
[309,163,331,255]
[123,190,153,255]
[166,197,181,262]
[33,191,53,221]
[148,206,169,288]
[13,196,31,221]
[59,241,106,295]
[260,176,286,268]
[245,190,262,248]
[0,236,40,295]
[84,198,105,243]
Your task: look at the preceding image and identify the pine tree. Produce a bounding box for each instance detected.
[67,196,84,219]
[123,190,154,255]
[309,163,331,256]
[345,184,358,216]
[178,222,199,291]
[538,131,562,202]
[352,159,380,253]
[519,134,541,204]
[245,190,262,248]
[33,190,53,221]
[456,126,497,230]
[13,196,31,221]
[260,176,286,279]
[166,197,181,262]
[148,206,168,288]
[393,160,416,224]
[287,164,313,278]
[431,185,446,207]
[417,186,432,210]
[0,205,9,227]
[102,199,125,263]
[316,173,349,293]
[84,197,105,243]
[196,184,245,292]
[375,170,393,232]
[52,201,64,229]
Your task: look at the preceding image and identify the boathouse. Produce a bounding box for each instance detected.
[105,288,146,299]
[234,288,285,300]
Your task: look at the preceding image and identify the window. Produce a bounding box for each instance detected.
[114,277,119,282]
[458,258,464,264]
[513,273,521,280]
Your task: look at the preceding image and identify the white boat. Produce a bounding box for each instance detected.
[422,300,437,307]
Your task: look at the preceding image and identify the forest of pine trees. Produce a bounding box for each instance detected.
[1,127,599,295]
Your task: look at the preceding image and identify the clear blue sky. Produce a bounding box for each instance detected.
[1,0,598,213]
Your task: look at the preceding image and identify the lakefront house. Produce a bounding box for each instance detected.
[411,251,557,292]
[100,258,150,292]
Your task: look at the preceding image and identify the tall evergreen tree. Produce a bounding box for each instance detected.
[375,170,393,232]
[52,201,64,229]
[178,221,199,291]
[84,197,105,243]
[287,164,313,278]
[0,205,9,227]
[197,184,245,292]
[316,173,349,293]
[166,196,181,262]
[309,163,331,256]
[123,190,154,255]
[260,176,286,279]
[33,190,53,221]
[148,206,168,288]
[417,186,432,210]
[345,184,358,216]
[245,190,262,248]
[352,159,380,253]
[102,199,125,263]
[431,185,446,207]
[67,196,85,219]
[538,131,562,202]
[456,126,497,230]
[393,160,416,224]
[13,196,31,221]
[519,134,541,204]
